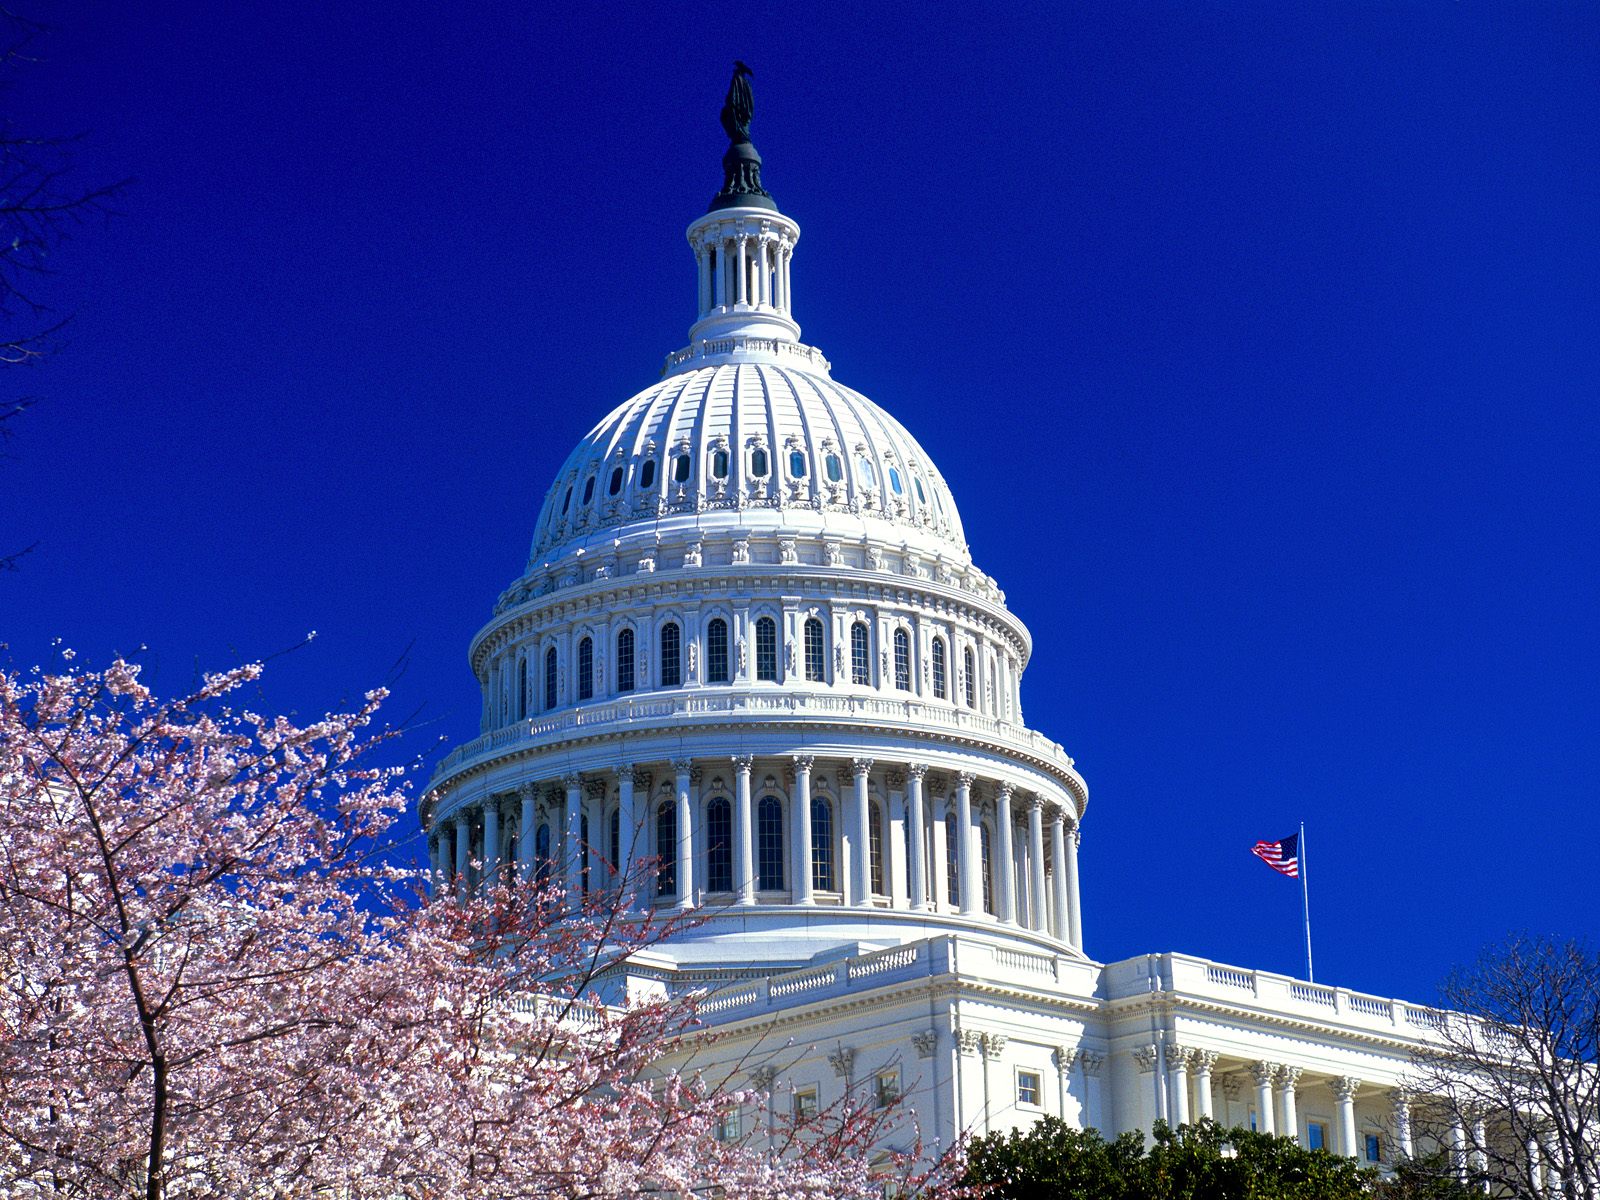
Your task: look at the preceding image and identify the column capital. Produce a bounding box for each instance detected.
[1024,792,1045,814]
[955,1028,984,1057]
[980,1032,1007,1059]
[561,772,582,789]
[615,765,639,786]
[995,780,1014,802]
[851,756,874,777]
[907,763,929,781]
[1132,1045,1159,1073]
[1078,1049,1105,1077]
[828,1047,855,1078]
[1249,1060,1278,1086]
[1391,1085,1413,1111]
[791,753,814,772]
[911,1029,938,1058]
[585,779,608,801]
[1331,1076,1362,1102]
[671,757,693,775]
[749,1066,777,1089]
[517,782,537,801]
[1192,1049,1219,1073]
[956,770,977,788]
[1165,1044,1194,1069]
[732,753,754,773]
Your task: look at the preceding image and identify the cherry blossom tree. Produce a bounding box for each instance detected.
[0,653,956,1199]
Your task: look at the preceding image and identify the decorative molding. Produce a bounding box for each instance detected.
[1332,1076,1362,1102]
[911,1030,938,1059]
[828,1047,855,1078]
[907,763,929,781]
[732,754,754,773]
[851,757,874,777]
[1277,1065,1303,1091]
[980,1032,1007,1059]
[1249,1061,1278,1087]
[1192,1049,1219,1074]
[749,1066,777,1090]
[1132,1045,1159,1073]
[792,754,814,773]
[955,1028,984,1057]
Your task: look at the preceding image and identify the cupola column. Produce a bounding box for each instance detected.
[994,784,1017,924]
[733,755,756,904]
[849,758,873,905]
[1049,808,1070,942]
[1026,795,1048,932]
[791,756,815,905]
[1065,818,1084,951]
[563,775,583,900]
[907,764,929,912]
[673,760,695,909]
[955,772,981,917]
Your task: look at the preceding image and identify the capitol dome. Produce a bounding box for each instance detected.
[424,71,1087,973]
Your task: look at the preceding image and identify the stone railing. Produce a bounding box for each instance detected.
[662,336,831,376]
[429,689,1078,789]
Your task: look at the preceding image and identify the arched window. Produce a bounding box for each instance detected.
[561,485,573,514]
[706,797,733,893]
[869,799,885,896]
[711,448,729,478]
[577,637,594,701]
[656,801,677,899]
[981,824,994,914]
[914,476,927,503]
[945,814,960,908]
[672,454,691,483]
[825,453,843,483]
[608,466,624,495]
[582,476,595,505]
[757,796,784,890]
[755,616,778,682]
[660,622,682,688]
[706,618,730,684]
[888,466,903,495]
[858,457,876,488]
[804,617,825,682]
[851,622,871,686]
[789,450,807,478]
[750,447,769,477]
[517,658,528,719]
[931,637,947,700]
[811,798,835,892]
[963,648,976,708]
[639,459,657,489]
[536,822,552,886]
[544,647,558,710]
[893,629,911,691]
[616,628,635,693]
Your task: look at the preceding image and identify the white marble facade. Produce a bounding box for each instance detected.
[420,146,1452,1169]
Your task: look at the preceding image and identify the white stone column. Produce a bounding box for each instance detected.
[994,784,1017,923]
[673,759,694,908]
[907,764,928,911]
[1527,1138,1543,1194]
[733,754,755,903]
[1193,1050,1217,1120]
[1166,1046,1193,1127]
[850,758,873,904]
[1048,807,1070,940]
[1251,1063,1277,1135]
[1470,1116,1488,1179]
[562,774,583,900]
[695,244,709,316]
[713,239,727,308]
[615,769,636,901]
[956,772,980,916]
[483,800,501,890]
[791,755,814,904]
[454,817,470,902]
[736,234,747,305]
[1277,1066,1301,1144]
[1393,1088,1413,1160]
[1065,818,1084,951]
[1080,1050,1105,1132]
[1332,1077,1361,1158]
[1449,1119,1468,1181]
[1026,795,1047,931]
[518,784,537,883]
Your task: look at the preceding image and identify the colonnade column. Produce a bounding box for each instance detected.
[563,774,583,901]
[1448,1119,1468,1181]
[791,756,814,904]
[695,245,709,315]
[1193,1050,1217,1120]
[616,768,637,900]
[1050,809,1070,941]
[1064,818,1084,951]
[994,783,1017,924]
[483,801,501,890]
[454,818,470,903]
[1026,795,1047,931]
[734,754,755,904]
[673,759,694,909]
[956,772,981,916]
[1277,1066,1301,1143]
[1332,1077,1361,1158]
[736,236,747,306]
[850,758,873,905]
[1251,1063,1277,1135]
[1166,1046,1192,1126]
[518,784,536,883]
[1393,1089,1414,1159]
[907,764,929,911]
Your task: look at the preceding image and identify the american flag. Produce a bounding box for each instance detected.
[1251,833,1300,878]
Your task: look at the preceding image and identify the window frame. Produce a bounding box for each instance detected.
[754,615,778,682]
[803,616,826,682]
[931,636,947,699]
[811,797,836,892]
[544,646,558,710]
[1016,1069,1043,1107]
[577,636,594,701]
[705,796,733,893]
[851,621,871,686]
[706,617,730,684]
[893,627,911,691]
[757,795,785,890]
[660,621,682,688]
[616,627,636,693]
[750,447,769,477]
[655,800,677,898]
[875,1069,900,1109]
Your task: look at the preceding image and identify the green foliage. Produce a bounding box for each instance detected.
[962,1118,1379,1200]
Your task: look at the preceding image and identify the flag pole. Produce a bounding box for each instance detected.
[1300,821,1314,982]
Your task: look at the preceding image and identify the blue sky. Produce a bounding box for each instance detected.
[5,2,1597,1002]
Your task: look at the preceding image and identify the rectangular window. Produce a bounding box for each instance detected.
[660,622,682,688]
[876,1070,900,1108]
[1017,1070,1042,1107]
[794,1088,819,1119]
[851,623,871,686]
[1307,1122,1327,1152]
[1248,1108,1257,1132]
[716,1108,740,1141]
[1365,1134,1382,1164]
[755,617,778,682]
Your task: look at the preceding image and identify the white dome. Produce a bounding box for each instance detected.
[529,361,968,566]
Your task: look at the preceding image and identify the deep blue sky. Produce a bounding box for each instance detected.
[6,3,1597,1003]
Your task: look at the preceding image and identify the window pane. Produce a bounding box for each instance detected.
[825,453,842,483]
[712,449,729,478]
[789,450,807,477]
[869,800,884,895]
[804,617,825,682]
[757,796,784,890]
[655,802,676,898]
[640,459,657,489]
[561,486,572,514]
[673,454,690,482]
[888,466,903,494]
[707,618,729,684]
[932,638,946,699]
[582,476,595,504]
[851,622,871,686]
[660,622,682,688]
[893,629,911,691]
[609,467,623,495]
[578,637,594,700]
[706,798,732,892]
[963,649,975,708]
[751,447,769,477]
[617,629,635,692]
[914,477,927,502]
[545,647,558,709]
[811,798,834,891]
[945,814,960,906]
[858,458,875,487]
[755,617,778,682]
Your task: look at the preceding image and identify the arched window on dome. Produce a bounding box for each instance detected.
[577,637,594,701]
[944,813,960,908]
[888,466,903,495]
[711,448,729,479]
[672,454,691,483]
[963,648,976,708]
[750,447,769,478]
[914,476,927,504]
[655,801,676,900]
[851,622,871,686]
[869,799,885,896]
[893,629,911,691]
[810,797,835,892]
[931,637,947,700]
[582,476,596,505]
[639,459,657,490]
[616,628,635,693]
[825,453,843,483]
[706,618,730,684]
[544,647,558,710]
[980,824,994,915]
[535,822,552,887]
[789,450,807,478]
[609,466,624,496]
[757,796,784,890]
[660,622,682,688]
[755,616,778,682]
[858,458,876,488]
[705,797,733,893]
[803,617,825,682]
[517,657,528,719]
[561,485,573,514]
